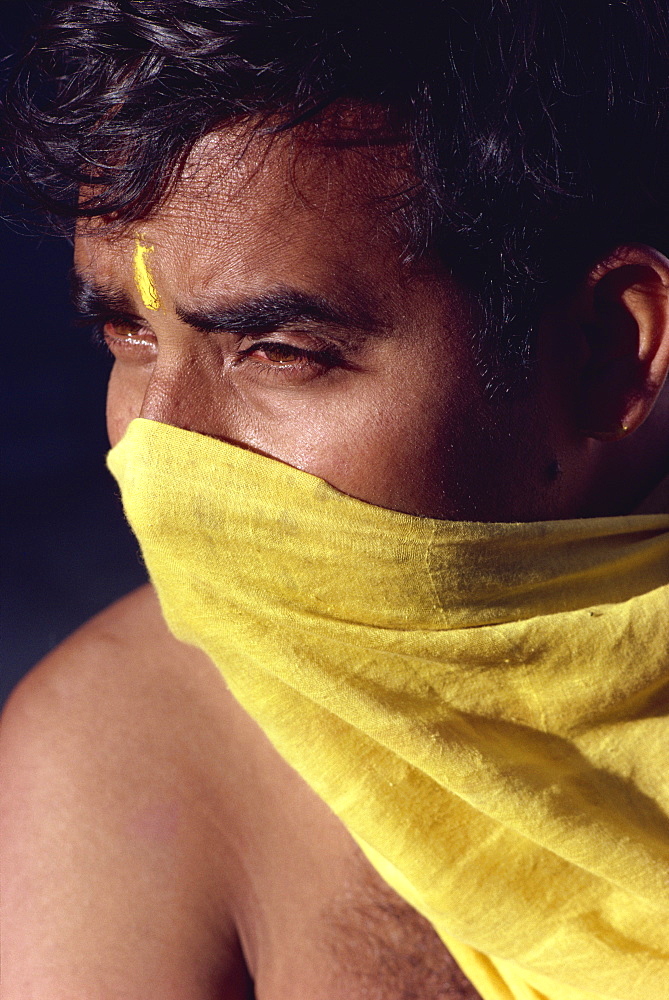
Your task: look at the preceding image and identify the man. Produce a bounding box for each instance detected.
[1,2,668,998]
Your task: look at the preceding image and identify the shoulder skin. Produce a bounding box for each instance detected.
[1,585,481,1000]
[0,584,251,1000]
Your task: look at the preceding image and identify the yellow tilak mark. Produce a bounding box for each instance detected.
[133,237,161,311]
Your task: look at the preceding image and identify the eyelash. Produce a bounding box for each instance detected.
[90,321,151,351]
[88,319,343,376]
[234,339,342,372]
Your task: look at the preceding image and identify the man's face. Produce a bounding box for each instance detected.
[74,129,558,520]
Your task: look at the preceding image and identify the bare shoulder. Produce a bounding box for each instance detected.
[1,588,483,1000]
[1,585,242,780]
[0,585,250,1000]
[4,582,209,708]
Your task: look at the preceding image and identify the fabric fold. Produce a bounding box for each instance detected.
[108,417,669,1000]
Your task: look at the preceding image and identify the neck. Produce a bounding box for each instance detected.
[582,382,669,516]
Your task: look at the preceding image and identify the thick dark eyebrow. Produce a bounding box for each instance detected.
[70,271,382,341]
[176,288,379,341]
[70,270,139,321]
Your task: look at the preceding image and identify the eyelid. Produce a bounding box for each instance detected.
[90,317,157,357]
[74,309,146,332]
[237,335,342,358]
[236,328,345,351]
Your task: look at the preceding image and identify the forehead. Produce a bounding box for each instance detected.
[77,125,417,304]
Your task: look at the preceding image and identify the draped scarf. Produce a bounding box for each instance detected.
[108,418,669,1000]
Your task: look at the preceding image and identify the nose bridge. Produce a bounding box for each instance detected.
[139,365,185,428]
[139,354,228,437]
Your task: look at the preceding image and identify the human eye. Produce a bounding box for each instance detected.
[91,318,156,360]
[233,337,344,380]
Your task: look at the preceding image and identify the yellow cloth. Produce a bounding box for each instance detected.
[108,418,669,1000]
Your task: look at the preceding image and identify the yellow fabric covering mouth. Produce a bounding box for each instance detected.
[108,418,669,1000]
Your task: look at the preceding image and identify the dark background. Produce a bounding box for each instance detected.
[1,2,147,708]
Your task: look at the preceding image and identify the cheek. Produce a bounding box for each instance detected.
[256,368,484,518]
[106,361,152,446]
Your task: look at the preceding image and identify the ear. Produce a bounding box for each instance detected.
[577,245,669,440]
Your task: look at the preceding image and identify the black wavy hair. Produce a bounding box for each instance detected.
[4,0,669,381]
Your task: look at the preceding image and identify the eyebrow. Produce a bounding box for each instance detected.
[176,288,379,341]
[70,270,138,321]
[71,270,381,342]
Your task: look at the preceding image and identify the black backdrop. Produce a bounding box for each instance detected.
[1,2,147,707]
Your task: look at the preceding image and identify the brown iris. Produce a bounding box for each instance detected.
[255,342,306,364]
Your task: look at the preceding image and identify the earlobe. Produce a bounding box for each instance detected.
[576,246,669,441]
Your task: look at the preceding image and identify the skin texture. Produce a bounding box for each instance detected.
[74,129,669,521]
[1,585,484,1000]
[2,126,668,999]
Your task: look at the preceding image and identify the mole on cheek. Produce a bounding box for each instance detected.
[134,237,162,310]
